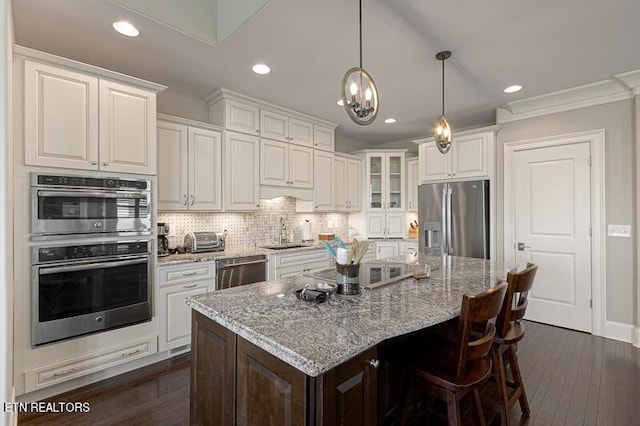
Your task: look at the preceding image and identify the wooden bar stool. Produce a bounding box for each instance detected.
[396,281,508,426]
[492,263,537,425]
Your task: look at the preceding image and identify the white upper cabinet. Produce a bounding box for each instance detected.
[208,89,336,150]
[23,59,158,175]
[365,151,406,212]
[224,131,260,211]
[314,150,334,211]
[289,118,314,147]
[157,118,222,211]
[416,127,497,183]
[334,154,362,212]
[260,139,313,188]
[98,80,156,175]
[406,158,419,211]
[260,108,289,142]
[225,99,260,135]
[313,125,335,151]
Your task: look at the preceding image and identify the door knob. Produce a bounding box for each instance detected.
[368,359,380,369]
[517,242,531,251]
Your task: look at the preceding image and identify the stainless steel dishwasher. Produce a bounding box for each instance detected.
[216,255,267,290]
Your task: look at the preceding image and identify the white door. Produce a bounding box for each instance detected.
[260,139,289,186]
[289,145,314,188]
[313,151,334,211]
[157,121,188,210]
[513,142,592,332]
[224,132,260,211]
[333,156,348,211]
[347,159,362,211]
[188,127,222,210]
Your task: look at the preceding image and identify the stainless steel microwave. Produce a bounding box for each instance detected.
[31,173,151,236]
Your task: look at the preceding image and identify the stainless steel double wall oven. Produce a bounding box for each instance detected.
[30,173,153,346]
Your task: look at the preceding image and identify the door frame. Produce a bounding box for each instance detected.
[503,129,605,336]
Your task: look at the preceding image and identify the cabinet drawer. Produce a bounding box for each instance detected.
[399,242,418,254]
[159,261,215,286]
[274,249,328,267]
[24,336,157,392]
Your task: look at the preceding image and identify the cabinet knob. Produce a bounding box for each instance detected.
[102,162,108,166]
[90,161,97,165]
[255,129,260,133]
[190,195,195,205]
[183,195,188,206]
[368,359,380,369]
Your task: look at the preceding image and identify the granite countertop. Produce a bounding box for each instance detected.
[186,254,516,377]
[157,238,407,266]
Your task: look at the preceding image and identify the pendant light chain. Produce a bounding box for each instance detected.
[359,0,363,69]
[441,57,445,116]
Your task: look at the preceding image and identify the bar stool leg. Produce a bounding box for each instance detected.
[492,345,510,426]
[506,345,530,416]
[445,391,462,426]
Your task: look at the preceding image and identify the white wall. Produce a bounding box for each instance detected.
[1,0,13,423]
[497,100,635,325]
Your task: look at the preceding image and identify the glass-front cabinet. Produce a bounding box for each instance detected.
[366,151,406,211]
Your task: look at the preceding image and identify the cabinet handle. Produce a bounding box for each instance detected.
[255,129,260,133]
[183,195,187,206]
[182,271,198,276]
[102,162,108,166]
[52,368,77,378]
[368,359,380,370]
[183,284,197,289]
[190,195,195,205]
[122,349,142,358]
[90,161,97,166]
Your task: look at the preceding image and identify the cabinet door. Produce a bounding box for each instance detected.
[313,125,335,151]
[189,127,222,210]
[99,80,156,175]
[24,60,99,170]
[260,108,289,142]
[333,156,348,211]
[386,213,406,238]
[452,133,489,179]
[260,139,289,186]
[289,145,314,188]
[237,337,306,426]
[225,99,260,135]
[224,132,260,211]
[159,281,208,352]
[320,346,378,426]
[314,150,334,211]
[157,121,188,210]
[366,154,384,211]
[347,158,362,211]
[376,242,398,260]
[386,153,405,210]
[367,213,386,238]
[419,142,450,182]
[289,118,313,147]
[406,158,419,211]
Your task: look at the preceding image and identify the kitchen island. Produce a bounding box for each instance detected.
[186,254,516,425]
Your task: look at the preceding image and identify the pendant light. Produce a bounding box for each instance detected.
[341,0,379,125]
[434,50,452,154]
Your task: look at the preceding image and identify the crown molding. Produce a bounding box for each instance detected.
[497,70,640,124]
[412,124,501,145]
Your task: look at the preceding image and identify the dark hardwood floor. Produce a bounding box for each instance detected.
[18,321,640,425]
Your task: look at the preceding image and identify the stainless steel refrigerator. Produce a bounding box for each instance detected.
[418,180,489,259]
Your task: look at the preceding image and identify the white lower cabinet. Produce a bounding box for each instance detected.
[367,212,405,238]
[24,336,157,393]
[158,261,216,353]
[375,242,400,260]
[268,249,330,280]
[400,241,418,255]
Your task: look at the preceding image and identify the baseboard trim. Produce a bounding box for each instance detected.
[603,320,635,344]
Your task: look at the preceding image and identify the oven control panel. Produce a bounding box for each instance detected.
[35,241,149,263]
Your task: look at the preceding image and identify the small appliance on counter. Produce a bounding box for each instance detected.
[184,231,225,253]
[157,222,170,256]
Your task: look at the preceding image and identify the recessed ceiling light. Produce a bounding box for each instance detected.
[337,99,344,106]
[504,84,523,93]
[252,64,271,75]
[112,21,139,37]
[384,118,396,124]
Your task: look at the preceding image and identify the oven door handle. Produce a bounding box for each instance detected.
[38,258,148,275]
[37,190,147,199]
[218,259,267,269]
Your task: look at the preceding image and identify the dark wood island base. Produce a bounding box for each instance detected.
[190,311,378,426]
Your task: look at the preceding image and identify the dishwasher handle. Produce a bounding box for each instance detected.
[217,258,267,269]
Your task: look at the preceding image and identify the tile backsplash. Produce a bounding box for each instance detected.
[158,197,349,250]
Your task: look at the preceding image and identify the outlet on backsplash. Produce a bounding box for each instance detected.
[157,196,350,250]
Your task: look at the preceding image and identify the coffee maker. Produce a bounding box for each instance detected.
[157,223,170,256]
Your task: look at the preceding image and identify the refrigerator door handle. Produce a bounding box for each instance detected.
[447,187,453,255]
[442,186,448,255]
